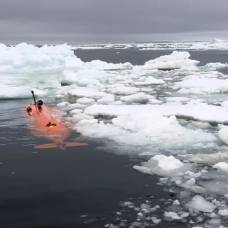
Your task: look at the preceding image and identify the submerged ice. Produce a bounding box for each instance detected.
[3,43,228,227]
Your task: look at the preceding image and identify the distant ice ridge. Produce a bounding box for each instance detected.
[73,39,228,50]
[137,39,228,51]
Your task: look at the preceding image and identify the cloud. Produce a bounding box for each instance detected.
[0,0,228,43]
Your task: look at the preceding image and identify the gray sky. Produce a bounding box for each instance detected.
[0,0,228,43]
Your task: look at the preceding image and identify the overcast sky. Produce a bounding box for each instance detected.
[0,0,228,43]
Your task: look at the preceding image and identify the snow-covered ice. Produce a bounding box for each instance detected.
[176,73,228,94]
[133,155,186,177]
[143,51,199,71]
[150,155,184,171]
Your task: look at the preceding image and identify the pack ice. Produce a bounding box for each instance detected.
[3,43,228,227]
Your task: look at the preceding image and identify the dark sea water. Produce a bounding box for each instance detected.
[0,100,183,228]
[75,48,228,67]
[1,49,228,228]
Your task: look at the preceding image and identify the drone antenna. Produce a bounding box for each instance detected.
[31,90,37,106]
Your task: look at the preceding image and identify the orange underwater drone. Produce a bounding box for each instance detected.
[26,91,88,149]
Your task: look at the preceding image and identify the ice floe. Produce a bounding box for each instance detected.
[133,77,165,86]
[120,92,152,104]
[133,155,188,176]
[143,51,199,71]
[74,102,228,149]
[176,73,228,94]
[164,211,189,220]
[77,104,216,149]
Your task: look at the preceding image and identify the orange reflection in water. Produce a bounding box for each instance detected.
[26,104,71,144]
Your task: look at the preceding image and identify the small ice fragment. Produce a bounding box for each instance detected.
[164,211,181,220]
[57,102,70,108]
[77,97,95,105]
[121,201,134,208]
[183,178,195,187]
[111,86,139,96]
[70,109,82,115]
[206,218,221,226]
[97,94,115,104]
[218,126,228,145]
[186,195,216,213]
[106,224,118,228]
[173,200,180,205]
[134,155,186,177]
[134,77,165,86]
[181,212,189,218]
[120,92,151,104]
[152,155,184,171]
[140,203,150,213]
[213,162,228,173]
[218,209,228,216]
[151,205,160,212]
[151,217,161,224]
